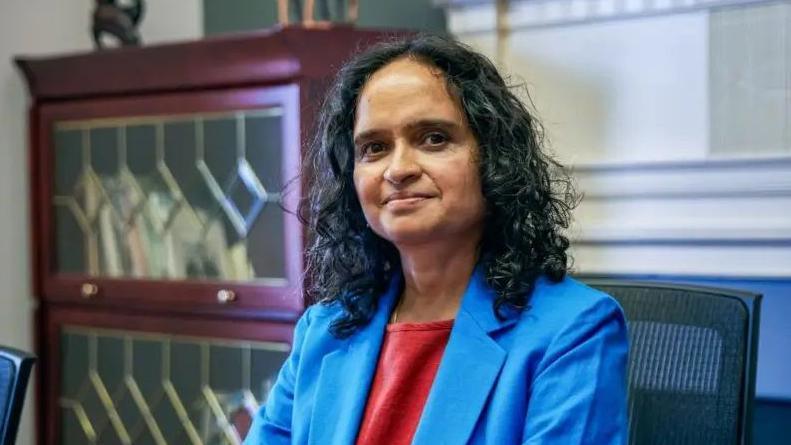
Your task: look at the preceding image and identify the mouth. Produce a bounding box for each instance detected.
[383,192,435,205]
[384,196,433,211]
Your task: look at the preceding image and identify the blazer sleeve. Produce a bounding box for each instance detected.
[243,306,313,445]
[522,296,629,445]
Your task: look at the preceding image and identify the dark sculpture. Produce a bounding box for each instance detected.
[278,0,359,26]
[92,0,145,49]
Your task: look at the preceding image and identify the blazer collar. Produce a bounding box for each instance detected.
[309,266,519,445]
[412,266,518,444]
[456,265,520,334]
[308,273,400,445]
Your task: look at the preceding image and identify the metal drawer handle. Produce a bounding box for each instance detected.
[217,289,237,304]
[81,283,99,299]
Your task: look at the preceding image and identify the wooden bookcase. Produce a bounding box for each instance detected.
[16,27,394,445]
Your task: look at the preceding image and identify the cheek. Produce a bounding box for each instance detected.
[446,166,486,221]
[353,167,378,210]
[447,159,482,199]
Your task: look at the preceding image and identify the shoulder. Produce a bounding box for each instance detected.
[527,275,624,324]
[507,276,627,349]
[291,299,346,350]
[304,298,346,326]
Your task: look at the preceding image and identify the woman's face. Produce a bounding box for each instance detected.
[352,58,486,247]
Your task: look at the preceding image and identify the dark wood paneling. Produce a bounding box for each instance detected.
[15,26,401,100]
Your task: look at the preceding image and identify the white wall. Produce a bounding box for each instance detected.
[450,0,790,164]
[0,1,202,444]
[506,13,710,165]
[450,0,791,276]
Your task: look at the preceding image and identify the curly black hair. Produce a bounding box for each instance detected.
[298,34,578,338]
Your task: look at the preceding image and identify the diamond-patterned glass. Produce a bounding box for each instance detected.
[60,327,290,445]
[53,109,287,282]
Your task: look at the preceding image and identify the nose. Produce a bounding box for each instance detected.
[383,141,421,185]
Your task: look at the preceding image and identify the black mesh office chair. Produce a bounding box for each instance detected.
[0,346,36,445]
[583,280,761,445]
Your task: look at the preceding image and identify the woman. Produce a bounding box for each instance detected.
[244,35,628,445]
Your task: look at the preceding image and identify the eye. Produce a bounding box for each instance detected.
[423,131,448,147]
[359,141,387,157]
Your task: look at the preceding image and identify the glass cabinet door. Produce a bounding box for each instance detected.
[50,308,293,445]
[38,86,303,312]
[53,109,287,283]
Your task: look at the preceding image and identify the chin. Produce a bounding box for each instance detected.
[377,224,440,246]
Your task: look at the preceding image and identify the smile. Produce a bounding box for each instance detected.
[383,191,435,204]
[384,196,432,210]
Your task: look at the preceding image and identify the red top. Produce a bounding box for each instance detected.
[355,319,455,445]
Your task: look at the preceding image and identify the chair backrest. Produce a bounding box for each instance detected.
[583,280,761,445]
[0,346,36,445]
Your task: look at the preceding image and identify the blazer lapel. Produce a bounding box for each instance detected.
[411,268,519,445]
[307,276,400,445]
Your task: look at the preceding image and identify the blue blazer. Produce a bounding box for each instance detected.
[244,269,628,444]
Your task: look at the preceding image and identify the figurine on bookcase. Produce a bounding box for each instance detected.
[277,0,359,26]
[92,0,145,49]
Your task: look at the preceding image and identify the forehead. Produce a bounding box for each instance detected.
[354,58,465,133]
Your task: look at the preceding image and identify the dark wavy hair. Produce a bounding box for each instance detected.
[298,34,578,338]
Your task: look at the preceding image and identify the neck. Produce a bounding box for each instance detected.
[394,233,481,323]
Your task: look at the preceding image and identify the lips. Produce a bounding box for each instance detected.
[382,191,435,205]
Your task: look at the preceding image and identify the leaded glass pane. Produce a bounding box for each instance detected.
[52,109,287,283]
[59,327,290,445]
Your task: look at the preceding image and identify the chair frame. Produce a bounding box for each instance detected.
[581,279,762,445]
[0,346,36,445]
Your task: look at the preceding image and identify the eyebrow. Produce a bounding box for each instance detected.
[353,118,461,146]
